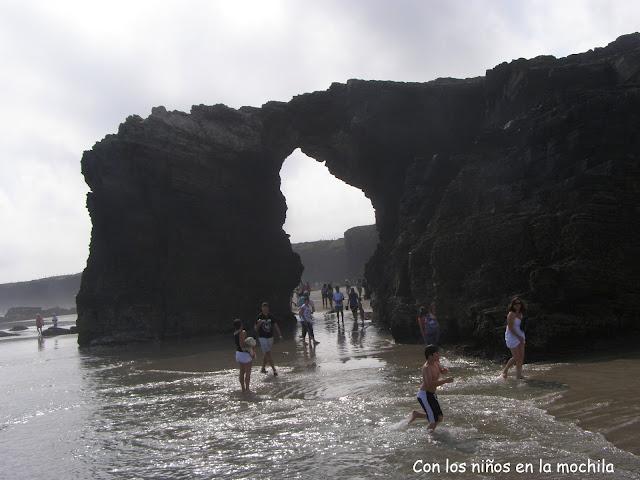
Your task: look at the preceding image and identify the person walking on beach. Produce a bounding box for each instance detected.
[299,296,319,346]
[417,303,440,345]
[333,286,345,323]
[348,287,363,326]
[408,344,453,430]
[256,302,283,376]
[327,283,334,309]
[35,314,44,336]
[321,284,328,309]
[502,297,526,379]
[233,318,254,393]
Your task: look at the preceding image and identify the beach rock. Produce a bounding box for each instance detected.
[42,326,73,337]
[77,34,640,354]
[8,325,28,331]
[0,330,18,337]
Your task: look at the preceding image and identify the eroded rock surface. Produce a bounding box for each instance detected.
[78,34,640,353]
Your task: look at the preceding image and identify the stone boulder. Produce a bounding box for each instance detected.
[42,326,74,337]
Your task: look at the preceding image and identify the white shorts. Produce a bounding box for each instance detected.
[505,332,524,349]
[259,337,274,353]
[235,351,252,364]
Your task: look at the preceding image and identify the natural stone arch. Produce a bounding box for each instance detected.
[78,34,640,353]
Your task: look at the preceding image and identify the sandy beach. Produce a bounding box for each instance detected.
[537,353,640,456]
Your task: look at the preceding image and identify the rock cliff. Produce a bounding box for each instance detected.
[291,224,377,285]
[78,34,640,353]
[292,238,347,285]
[0,274,80,315]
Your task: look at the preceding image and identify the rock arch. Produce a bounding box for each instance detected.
[77,34,640,352]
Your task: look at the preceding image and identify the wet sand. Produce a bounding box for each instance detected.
[2,291,639,478]
[536,353,640,456]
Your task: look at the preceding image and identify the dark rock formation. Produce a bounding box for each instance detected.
[0,274,80,315]
[42,326,74,337]
[8,325,28,331]
[78,34,640,354]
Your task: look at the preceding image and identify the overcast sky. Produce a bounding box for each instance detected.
[0,0,638,283]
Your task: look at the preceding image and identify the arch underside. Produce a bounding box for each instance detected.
[77,35,640,353]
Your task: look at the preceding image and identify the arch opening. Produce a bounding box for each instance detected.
[279,148,378,292]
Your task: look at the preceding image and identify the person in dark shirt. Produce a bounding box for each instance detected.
[348,288,363,327]
[255,302,283,376]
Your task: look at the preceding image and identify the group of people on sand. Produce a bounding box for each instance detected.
[409,296,526,431]
[232,284,368,393]
[324,284,365,327]
[233,302,283,393]
[233,290,528,431]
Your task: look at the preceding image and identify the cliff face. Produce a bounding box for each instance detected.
[78,34,640,352]
[291,225,377,285]
[344,225,378,280]
[292,238,347,285]
[0,274,81,315]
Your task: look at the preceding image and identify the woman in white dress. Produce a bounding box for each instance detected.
[502,297,526,379]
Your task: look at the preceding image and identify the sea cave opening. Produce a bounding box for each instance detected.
[279,149,378,302]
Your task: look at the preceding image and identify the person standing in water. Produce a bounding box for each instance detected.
[348,287,362,326]
[333,286,345,323]
[35,314,44,336]
[408,344,453,430]
[417,303,440,345]
[233,318,254,393]
[502,297,526,379]
[256,302,283,376]
[299,296,319,346]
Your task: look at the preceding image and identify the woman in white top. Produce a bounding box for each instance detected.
[502,297,526,379]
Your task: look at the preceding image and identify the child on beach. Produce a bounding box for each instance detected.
[256,302,283,376]
[408,344,454,430]
[233,318,254,393]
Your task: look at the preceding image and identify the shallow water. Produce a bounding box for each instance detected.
[1,306,639,479]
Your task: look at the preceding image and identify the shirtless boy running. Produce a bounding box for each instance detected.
[408,344,454,430]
